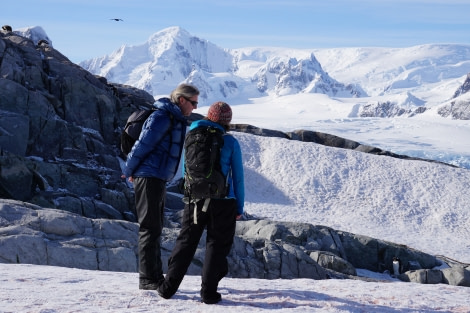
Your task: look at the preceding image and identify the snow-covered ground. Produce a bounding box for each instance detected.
[2,263,469,312]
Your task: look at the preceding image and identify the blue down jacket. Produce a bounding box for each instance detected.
[124,98,187,182]
[186,119,245,215]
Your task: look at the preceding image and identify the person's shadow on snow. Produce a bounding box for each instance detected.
[215,287,446,313]
[243,167,292,205]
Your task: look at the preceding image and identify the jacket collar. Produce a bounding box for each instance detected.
[153,97,186,121]
[190,119,226,132]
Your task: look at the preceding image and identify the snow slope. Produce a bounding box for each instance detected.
[232,131,470,263]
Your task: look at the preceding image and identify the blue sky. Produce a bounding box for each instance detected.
[2,0,470,63]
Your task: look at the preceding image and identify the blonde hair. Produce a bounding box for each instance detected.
[170,83,200,104]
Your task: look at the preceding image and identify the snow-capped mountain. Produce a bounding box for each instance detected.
[312,45,470,118]
[80,27,470,118]
[80,27,234,98]
[80,27,365,102]
[312,45,470,99]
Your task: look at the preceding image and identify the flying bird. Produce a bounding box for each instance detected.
[110,18,123,21]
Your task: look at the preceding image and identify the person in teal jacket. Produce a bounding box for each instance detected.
[158,101,245,304]
[124,83,199,291]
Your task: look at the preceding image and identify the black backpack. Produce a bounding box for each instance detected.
[184,126,227,199]
[120,108,173,159]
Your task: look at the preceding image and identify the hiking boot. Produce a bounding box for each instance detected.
[157,282,176,299]
[139,282,160,290]
[200,291,221,304]
[139,276,164,290]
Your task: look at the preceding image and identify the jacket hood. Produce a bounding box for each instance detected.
[190,119,226,132]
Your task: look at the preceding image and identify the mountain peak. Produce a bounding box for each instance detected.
[79,27,470,112]
[147,26,191,44]
[80,27,364,103]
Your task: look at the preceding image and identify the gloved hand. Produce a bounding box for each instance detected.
[177,178,185,194]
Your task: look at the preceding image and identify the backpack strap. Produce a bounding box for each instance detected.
[193,198,211,225]
[208,127,221,166]
[126,108,157,129]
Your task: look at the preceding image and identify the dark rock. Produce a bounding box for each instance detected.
[441,267,470,287]
[438,100,470,120]
[453,73,470,98]
[0,32,153,219]
[398,269,443,284]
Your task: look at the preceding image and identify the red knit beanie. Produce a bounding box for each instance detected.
[207,101,232,125]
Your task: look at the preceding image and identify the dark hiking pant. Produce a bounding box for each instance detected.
[160,198,237,297]
[133,177,166,285]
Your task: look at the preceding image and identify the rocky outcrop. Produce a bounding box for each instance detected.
[252,53,364,97]
[1,199,469,286]
[453,73,470,98]
[436,72,470,120]
[0,199,138,272]
[357,101,426,118]
[437,100,470,120]
[0,28,156,222]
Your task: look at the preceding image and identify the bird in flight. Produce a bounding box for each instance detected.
[110,18,123,21]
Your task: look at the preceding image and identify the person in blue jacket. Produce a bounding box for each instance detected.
[123,83,199,290]
[157,101,245,304]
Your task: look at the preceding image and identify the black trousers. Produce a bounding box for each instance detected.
[133,177,166,285]
[161,198,237,296]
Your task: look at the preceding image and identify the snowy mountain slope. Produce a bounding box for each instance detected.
[232,49,365,97]
[229,92,470,169]
[230,44,470,112]
[312,44,470,105]
[80,27,234,97]
[234,131,470,263]
[80,27,470,109]
[80,27,365,102]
